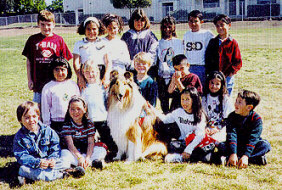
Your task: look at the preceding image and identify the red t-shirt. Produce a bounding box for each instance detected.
[22,33,73,92]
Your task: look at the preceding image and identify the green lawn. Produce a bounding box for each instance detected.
[0,21,281,189]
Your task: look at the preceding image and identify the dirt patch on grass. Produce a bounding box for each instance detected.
[0,20,281,37]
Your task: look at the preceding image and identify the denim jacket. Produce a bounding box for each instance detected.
[13,121,61,168]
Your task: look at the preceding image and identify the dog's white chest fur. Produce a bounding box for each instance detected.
[107,88,145,159]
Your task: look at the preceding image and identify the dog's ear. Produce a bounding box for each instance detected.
[110,70,119,81]
[124,71,133,82]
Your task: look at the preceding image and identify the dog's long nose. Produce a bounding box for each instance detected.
[118,93,123,100]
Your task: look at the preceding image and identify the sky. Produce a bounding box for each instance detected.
[45,0,53,6]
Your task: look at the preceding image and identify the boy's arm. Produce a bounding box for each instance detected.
[13,135,41,168]
[226,115,238,156]
[226,40,242,77]
[26,58,33,90]
[147,81,158,107]
[243,116,263,158]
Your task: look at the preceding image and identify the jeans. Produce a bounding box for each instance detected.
[226,76,235,96]
[18,158,67,181]
[189,65,206,87]
[33,92,42,104]
[217,139,271,163]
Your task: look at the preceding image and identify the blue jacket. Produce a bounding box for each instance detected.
[226,111,263,157]
[13,121,60,168]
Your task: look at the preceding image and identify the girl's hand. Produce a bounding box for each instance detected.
[181,152,191,161]
[102,79,110,89]
[209,128,219,135]
[85,157,91,168]
[205,128,211,135]
[39,159,49,169]
[77,156,86,168]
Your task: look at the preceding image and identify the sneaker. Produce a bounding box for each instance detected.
[250,155,267,165]
[165,153,183,163]
[17,176,26,187]
[220,156,227,166]
[65,166,85,178]
[92,160,105,170]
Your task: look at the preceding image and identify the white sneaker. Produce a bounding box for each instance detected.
[165,153,183,163]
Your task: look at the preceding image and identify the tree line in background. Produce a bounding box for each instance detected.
[1,0,152,16]
[0,0,63,15]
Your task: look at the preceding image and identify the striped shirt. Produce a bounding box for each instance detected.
[61,120,96,152]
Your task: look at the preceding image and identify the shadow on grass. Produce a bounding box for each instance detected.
[0,135,20,188]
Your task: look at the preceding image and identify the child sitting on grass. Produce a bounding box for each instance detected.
[13,101,84,186]
[133,52,158,106]
[216,90,271,168]
[168,54,202,111]
[61,96,108,170]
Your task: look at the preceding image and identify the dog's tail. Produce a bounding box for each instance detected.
[142,141,167,159]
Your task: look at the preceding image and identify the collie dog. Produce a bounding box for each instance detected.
[107,75,167,161]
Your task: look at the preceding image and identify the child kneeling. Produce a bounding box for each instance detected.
[13,101,84,186]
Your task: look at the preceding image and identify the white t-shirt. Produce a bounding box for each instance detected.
[156,38,184,79]
[81,83,107,122]
[183,29,213,65]
[102,37,131,74]
[73,38,108,65]
[202,94,234,142]
[158,108,206,154]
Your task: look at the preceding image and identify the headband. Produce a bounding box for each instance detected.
[84,17,100,27]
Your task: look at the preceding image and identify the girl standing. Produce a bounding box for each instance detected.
[121,9,158,65]
[41,57,80,135]
[202,71,233,142]
[156,16,184,113]
[73,17,111,89]
[61,96,108,170]
[80,59,118,160]
[102,14,131,74]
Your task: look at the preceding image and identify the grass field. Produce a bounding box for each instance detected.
[0,21,281,189]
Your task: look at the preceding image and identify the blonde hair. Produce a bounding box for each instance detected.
[133,52,152,67]
[81,59,100,82]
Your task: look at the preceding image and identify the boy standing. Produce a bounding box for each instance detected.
[22,10,72,104]
[13,101,85,185]
[183,10,214,85]
[134,52,158,106]
[217,90,271,168]
[168,54,202,111]
[205,14,242,95]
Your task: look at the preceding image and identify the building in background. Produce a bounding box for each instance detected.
[63,0,281,22]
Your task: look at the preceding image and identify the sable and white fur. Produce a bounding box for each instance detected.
[107,76,167,161]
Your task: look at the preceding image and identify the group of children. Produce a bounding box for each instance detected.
[13,9,271,185]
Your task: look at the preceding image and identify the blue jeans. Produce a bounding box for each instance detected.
[217,139,271,164]
[226,76,235,96]
[189,65,206,87]
[18,158,68,181]
[33,92,42,104]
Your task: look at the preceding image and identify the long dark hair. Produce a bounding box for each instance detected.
[64,96,89,127]
[204,71,227,116]
[77,17,106,36]
[181,87,204,125]
[160,16,177,39]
